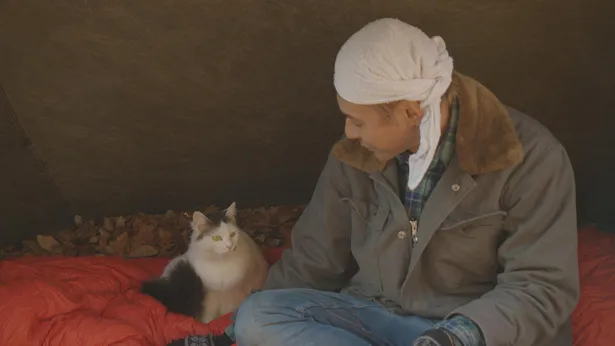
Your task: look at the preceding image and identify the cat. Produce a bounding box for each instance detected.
[140,202,269,323]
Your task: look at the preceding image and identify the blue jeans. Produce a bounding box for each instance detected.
[233,288,437,346]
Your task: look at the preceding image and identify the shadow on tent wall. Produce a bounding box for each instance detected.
[0,0,614,245]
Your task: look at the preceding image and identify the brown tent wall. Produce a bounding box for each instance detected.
[1,1,614,245]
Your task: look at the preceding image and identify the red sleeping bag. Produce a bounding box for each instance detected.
[572,226,615,345]
[0,247,284,346]
[0,228,613,346]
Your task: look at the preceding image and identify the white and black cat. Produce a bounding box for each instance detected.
[141,202,269,323]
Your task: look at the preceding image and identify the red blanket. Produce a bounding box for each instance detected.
[572,226,615,345]
[0,228,614,346]
[0,248,284,346]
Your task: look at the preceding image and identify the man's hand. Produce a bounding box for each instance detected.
[413,328,462,346]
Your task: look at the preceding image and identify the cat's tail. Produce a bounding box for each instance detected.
[140,260,205,319]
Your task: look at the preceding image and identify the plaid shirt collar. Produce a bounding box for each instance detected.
[397,100,459,168]
[396,99,460,219]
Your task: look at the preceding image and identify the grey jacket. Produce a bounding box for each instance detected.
[264,72,579,346]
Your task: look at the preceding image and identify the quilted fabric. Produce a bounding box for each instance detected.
[0,248,284,346]
[1,229,614,346]
[572,226,615,346]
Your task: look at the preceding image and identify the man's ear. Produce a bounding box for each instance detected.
[394,100,423,126]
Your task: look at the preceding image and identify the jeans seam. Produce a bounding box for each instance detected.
[294,302,377,313]
[292,292,380,312]
[295,304,392,346]
[348,306,392,346]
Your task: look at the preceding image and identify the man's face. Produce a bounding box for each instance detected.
[337,95,422,161]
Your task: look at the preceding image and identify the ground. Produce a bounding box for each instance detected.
[0,205,305,259]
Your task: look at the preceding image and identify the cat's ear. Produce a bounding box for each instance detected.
[192,211,211,231]
[224,202,237,224]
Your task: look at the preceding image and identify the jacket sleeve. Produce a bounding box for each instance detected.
[450,143,580,345]
[263,151,357,291]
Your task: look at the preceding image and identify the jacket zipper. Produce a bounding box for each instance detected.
[371,176,418,246]
[409,218,418,244]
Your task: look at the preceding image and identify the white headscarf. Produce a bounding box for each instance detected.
[334,18,454,190]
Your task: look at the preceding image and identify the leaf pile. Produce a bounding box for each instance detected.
[0,205,305,259]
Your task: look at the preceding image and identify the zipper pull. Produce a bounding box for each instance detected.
[409,219,418,244]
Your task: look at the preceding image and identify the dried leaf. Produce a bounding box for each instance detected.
[112,227,128,239]
[158,229,173,243]
[63,246,80,257]
[132,223,156,248]
[268,206,280,220]
[75,225,97,242]
[128,245,159,258]
[176,215,191,229]
[279,225,293,243]
[3,204,302,258]
[99,230,110,248]
[57,228,75,242]
[23,240,44,255]
[265,238,284,248]
[105,232,129,256]
[177,229,190,252]
[248,207,271,228]
[254,233,267,244]
[58,241,76,256]
[103,217,114,231]
[36,235,60,252]
[132,213,148,228]
[164,210,175,219]
[50,245,65,255]
[276,206,300,225]
[76,245,96,256]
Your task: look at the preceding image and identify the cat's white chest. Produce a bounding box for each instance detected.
[191,253,248,291]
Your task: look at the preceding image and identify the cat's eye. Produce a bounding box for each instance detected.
[230,232,236,237]
[212,235,222,241]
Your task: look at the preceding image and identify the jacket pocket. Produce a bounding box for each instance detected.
[439,210,507,231]
[426,211,507,291]
[341,198,389,232]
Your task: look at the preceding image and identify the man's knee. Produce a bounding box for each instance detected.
[234,290,276,340]
[234,289,310,341]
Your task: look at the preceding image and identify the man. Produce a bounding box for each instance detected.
[170,18,579,346]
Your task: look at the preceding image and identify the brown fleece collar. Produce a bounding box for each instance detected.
[331,72,524,175]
